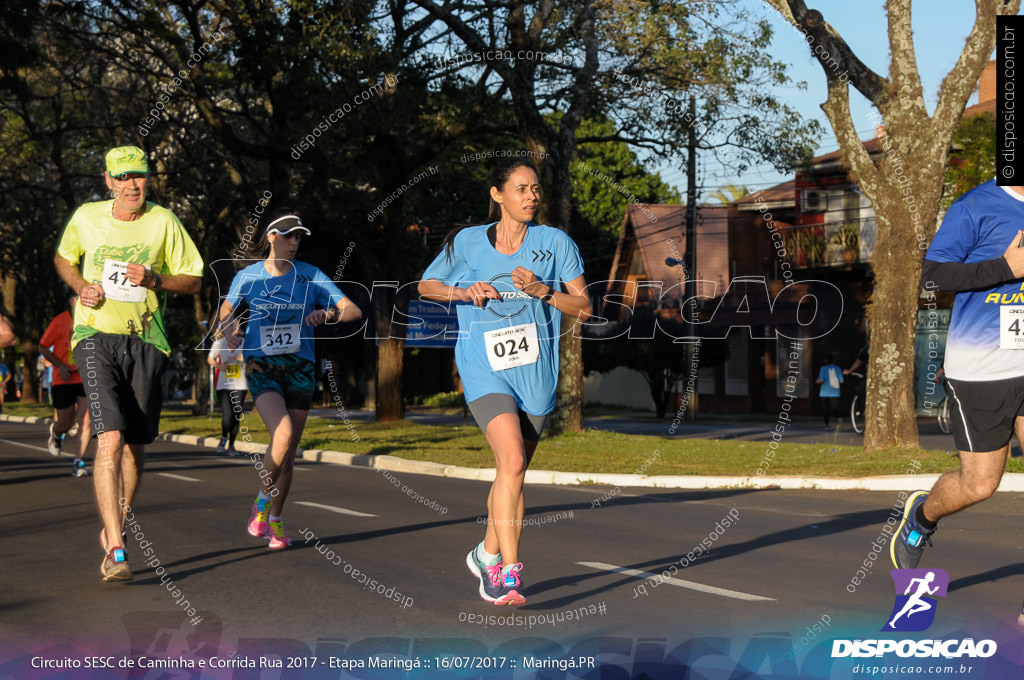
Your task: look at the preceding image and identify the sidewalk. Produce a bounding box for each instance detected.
[6,411,1024,493]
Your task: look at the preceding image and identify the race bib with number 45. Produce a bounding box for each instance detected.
[261,323,301,355]
[1000,306,1024,349]
[484,323,539,371]
[102,259,147,303]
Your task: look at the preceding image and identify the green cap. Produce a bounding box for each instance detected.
[105,146,149,176]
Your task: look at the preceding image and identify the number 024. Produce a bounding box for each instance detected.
[493,336,529,358]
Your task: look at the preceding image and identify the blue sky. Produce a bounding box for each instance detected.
[656,1,990,197]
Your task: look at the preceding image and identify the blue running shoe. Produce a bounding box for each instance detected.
[890,490,935,569]
[466,547,504,602]
[495,563,526,606]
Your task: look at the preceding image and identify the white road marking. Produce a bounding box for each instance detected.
[0,438,52,454]
[156,472,202,482]
[683,500,830,518]
[577,561,775,601]
[295,501,378,518]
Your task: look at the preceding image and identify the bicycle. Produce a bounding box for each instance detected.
[848,372,866,434]
[936,397,951,434]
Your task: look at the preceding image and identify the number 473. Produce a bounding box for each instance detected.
[108,270,137,287]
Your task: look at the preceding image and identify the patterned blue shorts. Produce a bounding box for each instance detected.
[245,355,315,410]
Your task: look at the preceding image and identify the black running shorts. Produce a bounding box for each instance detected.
[72,333,168,445]
[50,383,86,410]
[945,375,1024,452]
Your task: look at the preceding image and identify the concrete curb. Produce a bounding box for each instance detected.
[5,413,1024,492]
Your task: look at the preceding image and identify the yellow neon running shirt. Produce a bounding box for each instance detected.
[56,200,204,355]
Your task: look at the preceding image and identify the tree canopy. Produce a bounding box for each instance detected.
[1,0,821,417]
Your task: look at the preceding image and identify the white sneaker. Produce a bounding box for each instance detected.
[47,423,62,456]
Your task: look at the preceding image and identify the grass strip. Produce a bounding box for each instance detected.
[5,402,1008,477]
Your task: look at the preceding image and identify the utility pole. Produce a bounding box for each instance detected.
[683,96,699,420]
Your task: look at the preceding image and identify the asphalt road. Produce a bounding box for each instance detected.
[2,420,1023,678]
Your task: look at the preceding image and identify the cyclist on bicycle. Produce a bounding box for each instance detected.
[844,343,869,377]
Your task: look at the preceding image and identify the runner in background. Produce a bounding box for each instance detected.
[39,295,92,476]
[0,312,13,412]
[0,361,9,413]
[207,320,247,455]
[218,209,361,550]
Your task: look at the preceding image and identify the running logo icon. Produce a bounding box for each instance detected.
[882,568,949,632]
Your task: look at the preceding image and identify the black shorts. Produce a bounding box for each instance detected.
[51,383,86,410]
[945,375,1024,452]
[468,393,547,443]
[72,333,168,445]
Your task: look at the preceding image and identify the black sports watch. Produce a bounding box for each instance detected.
[540,287,554,302]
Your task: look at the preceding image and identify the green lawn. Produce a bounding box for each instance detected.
[5,401,1010,477]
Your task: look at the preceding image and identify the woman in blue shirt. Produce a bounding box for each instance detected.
[218,210,361,549]
[419,159,592,605]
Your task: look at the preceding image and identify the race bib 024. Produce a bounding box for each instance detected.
[484,323,539,372]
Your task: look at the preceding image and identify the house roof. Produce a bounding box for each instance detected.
[734,179,796,210]
[608,204,730,301]
[963,98,996,119]
[810,136,884,166]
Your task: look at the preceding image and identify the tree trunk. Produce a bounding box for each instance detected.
[769,0,1014,450]
[817,93,945,451]
[20,340,39,404]
[862,206,923,450]
[370,124,408,422]
[376,338,405,421]
[193,295,212,415]
[374,288,405,422]
[550,321,583,433]
[536,145,585,434]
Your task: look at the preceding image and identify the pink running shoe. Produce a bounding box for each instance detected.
[247,497,271,538]
[268,518,291,550]
[494,563,526,606]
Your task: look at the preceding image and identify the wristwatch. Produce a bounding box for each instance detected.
[145,266,161,290]
[540,287,554,302]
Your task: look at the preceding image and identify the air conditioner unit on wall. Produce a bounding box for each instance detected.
[802,189,823,211]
